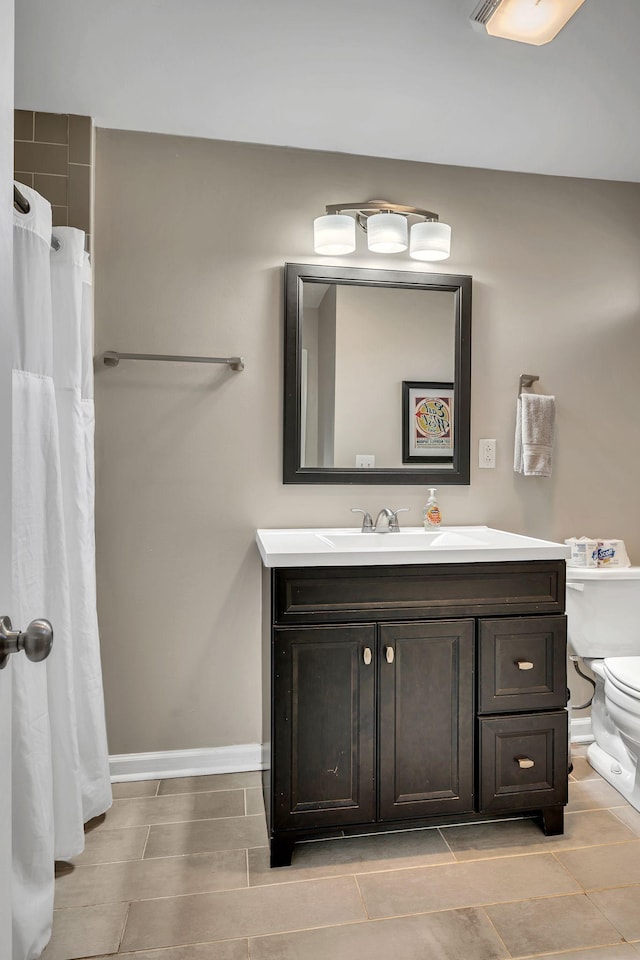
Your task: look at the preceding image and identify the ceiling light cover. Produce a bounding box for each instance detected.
[367,213,408,253]
[409,221,451,262]
[313,215,356,255]
[472,0,586,45]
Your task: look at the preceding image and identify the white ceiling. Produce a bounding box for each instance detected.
[14,0,640,182]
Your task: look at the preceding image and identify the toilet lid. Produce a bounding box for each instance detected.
[604,657,640,694]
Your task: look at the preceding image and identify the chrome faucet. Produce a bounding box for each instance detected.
[351,507,409,533]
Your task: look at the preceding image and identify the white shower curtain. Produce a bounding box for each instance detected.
[12,183,111,960]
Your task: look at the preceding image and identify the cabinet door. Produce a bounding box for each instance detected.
[378,620,475,821]
[272,625,376,831]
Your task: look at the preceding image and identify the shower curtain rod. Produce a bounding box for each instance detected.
[103,351,245,371]
[14,184,30,214]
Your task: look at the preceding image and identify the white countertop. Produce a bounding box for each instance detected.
[255,525,570,568]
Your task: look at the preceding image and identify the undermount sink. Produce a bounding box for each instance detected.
[256,525,569,568]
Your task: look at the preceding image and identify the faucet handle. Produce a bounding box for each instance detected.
[351,507,374,532]
[389,508,409,532]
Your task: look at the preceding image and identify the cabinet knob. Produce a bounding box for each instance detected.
[363,647,372,666]
[385,646,395,664]
[516,660,534,671]
[516,757,535,769]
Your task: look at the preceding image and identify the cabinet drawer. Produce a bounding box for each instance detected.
[479,711,568,813]
[478,616,567,714]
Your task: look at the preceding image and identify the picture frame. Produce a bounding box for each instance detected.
[402,381,455,463]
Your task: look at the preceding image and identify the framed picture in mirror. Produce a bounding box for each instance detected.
[402,381,454,463]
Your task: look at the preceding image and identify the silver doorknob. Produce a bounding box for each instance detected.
[0,616,53,669]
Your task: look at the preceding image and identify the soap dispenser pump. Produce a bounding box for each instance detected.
[423,488,442,528]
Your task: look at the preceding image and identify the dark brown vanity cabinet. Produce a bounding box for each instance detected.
[262,561,568,867]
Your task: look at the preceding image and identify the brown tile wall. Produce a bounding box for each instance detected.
[14,110,94,250]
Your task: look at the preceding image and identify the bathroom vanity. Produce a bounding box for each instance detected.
[257,527,570,867]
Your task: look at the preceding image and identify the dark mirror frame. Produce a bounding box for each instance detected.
[283,262,472,485]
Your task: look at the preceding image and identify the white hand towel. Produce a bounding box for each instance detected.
[514,393,555,477]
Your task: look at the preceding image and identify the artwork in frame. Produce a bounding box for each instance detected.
[402,381,455,463]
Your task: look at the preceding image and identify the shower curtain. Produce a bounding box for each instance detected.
[12,182,111,960]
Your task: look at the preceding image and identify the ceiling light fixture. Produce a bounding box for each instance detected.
[313,201,452,262]
[470,0,586,45]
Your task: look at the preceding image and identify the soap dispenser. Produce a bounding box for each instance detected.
[423,488,442,528]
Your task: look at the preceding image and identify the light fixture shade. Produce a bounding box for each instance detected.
[313,215,356,255]
[409,221,451,262]
[475,0,586,46]
[367,213,408,253]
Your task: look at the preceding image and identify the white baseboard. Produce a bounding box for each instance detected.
[109,743,264,783]
[571,716,593,744]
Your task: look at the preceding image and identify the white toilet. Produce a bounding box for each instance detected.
[566,566,640,810]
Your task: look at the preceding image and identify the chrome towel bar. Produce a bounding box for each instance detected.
[103,351,244,371]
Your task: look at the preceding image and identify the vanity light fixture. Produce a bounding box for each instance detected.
[470,0,586,46]
[313,201,452,262]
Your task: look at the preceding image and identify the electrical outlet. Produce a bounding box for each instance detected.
[479,439,496,469]
[355,454,375,468]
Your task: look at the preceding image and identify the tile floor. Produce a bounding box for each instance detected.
[41,745,640,960]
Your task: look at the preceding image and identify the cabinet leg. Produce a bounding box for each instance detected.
[541,805,564,836]
[270,836,295,868]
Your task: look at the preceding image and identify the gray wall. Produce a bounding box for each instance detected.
[93,129,640,754]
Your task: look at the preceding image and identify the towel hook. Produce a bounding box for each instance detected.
[519,373,539,396]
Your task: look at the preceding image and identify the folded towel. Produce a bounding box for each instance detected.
[514,393,555,477]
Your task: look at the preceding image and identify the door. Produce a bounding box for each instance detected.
[1,0,14,945]
[378,619,475,820]
[272,624,376,831]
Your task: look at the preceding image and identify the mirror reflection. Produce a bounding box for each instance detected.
[283,263,472,485]
[300,283,456,469]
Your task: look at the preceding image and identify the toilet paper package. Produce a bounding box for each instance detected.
[565,537,599,567]
[596,539,630,567]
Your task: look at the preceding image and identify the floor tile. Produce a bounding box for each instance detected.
[54,849,247,907]
[248,907,508,960]
[111,779,160,799]
[121,876,365,951]
[556,840,640,889]
[105,790,245,827]
[611,804,640,836]
[144,814,267,858]
[567,778,628,812]
[356,852,579,918]
[249,828,454,886]
[485,893,622,957]
[72,824,149,865]
[245,786,264,816]
[588,886,640,940]
[570,757,601,781]
[158,771,262,795]
[441,809,636,861]
[40,902,129,960]
[522,948,639,960]
[94,943,248,960]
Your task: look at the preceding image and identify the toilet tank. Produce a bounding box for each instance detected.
[566,566,640,658]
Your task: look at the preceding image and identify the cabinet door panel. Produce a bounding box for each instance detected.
[378,620,475,820]
[273,625,376,831]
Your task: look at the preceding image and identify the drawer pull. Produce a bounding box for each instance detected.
[516,660,534,671]
[363,647,372,666]
[385,646,395,664]
[516,757,535,769]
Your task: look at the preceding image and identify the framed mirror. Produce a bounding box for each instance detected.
[283,263,472,485]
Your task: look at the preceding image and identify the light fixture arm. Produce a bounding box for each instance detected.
[325,200,440,229]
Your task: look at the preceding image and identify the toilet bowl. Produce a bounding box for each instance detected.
[566,567,640,810]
